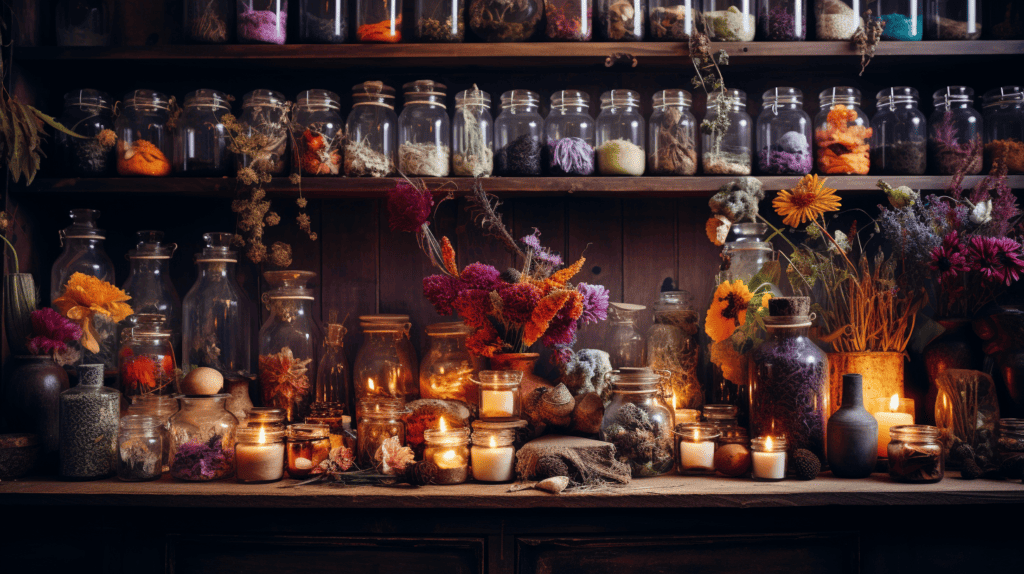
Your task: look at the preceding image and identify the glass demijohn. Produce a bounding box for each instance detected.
[174,89,233,176]
[399,80,451,177]
[54,89,115,177]
[346,82,398,177]
[259,271,322,424]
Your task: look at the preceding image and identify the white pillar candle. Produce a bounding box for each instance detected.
[472,444,515,482]
[874,411,915,458]
[680,440,716,471]
[752,450,786,480]
[480,390,516,419]
[236,442,285,482]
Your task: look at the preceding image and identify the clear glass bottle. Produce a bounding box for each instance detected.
[871,87,928,175]
[546,90,595,176]
[115,90,173,177]
[312,313,351,418]
[468,0,544,41]
[704,0,756,40]
[174,89,233,176]
[293,89,344,177]
[420,322,479,405]
[872,0,923,40]
[648,89,697,176]
[168,394,238,481]
[59,364,119,480]
[182,232,255,378]
[545,0,593,40]
[127,394,179,472]
[471,427,517,482]
[357,0,402,41]
[702,89,753,175]
[236,89,291,177]
[259,271,321,424]
[478,370,522,420]
[759,0,807,40]
[301,0,349,42]
[235,426,286,483]
[721,222,775,283]
[356,398,406,468]
[119,314,177,399]
[600,367,675,477]
[596,89,645,176]
[987,0,1023,39]
[982,86,1023,175]
[51,208,115,302]
[286,423,331,478]
[604,303,646,369]
[495,90,544,176]
[674,422,720,475]
[399,80,451,177]
[815,86,871,175]
[597,0,646,40]
[237,0,288,44]
[930,86,983,175]
[887,424,944,483]
[645,291,701,411]
[117,414,163,481]
[751,435,788,481]
[757,87,812,175]
[415,0,466,41]
[54,89,116,177]
[453,86,494,177]
[649,0,696,39]
[354,320,419,404]
[814,0,862,40]
[123,231,181,360]
[185,0,234,43]
[56,0,113,46]
[346,82,398,177]
[925,0,981,39]
[423,426,470,484]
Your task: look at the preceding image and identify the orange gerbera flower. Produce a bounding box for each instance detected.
[53,273,133,353]
[706,215,730,246]
[772,174,841,228]
[759,292,773,310]
[704,280,753,343]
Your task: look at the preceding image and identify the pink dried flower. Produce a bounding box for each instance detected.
[329,445,355,471]
[499,282,543,324]
[387,181,434,233]
[27,307,83,355]
[540,302,579,350]
[459,262,501,291]
[968,236,1024,286]
[375,436,415,475]
[577,283,610,325]
[929,232,969,283]
[423,275,461,316]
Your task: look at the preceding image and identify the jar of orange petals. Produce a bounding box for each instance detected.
[814,86,872,175]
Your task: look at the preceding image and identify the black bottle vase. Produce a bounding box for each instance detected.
[827,374,879,478]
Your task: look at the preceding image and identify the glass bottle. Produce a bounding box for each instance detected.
[929,86,983,175]
[286,423,331,478]
[56,0,113,46]
[168,394,238,481]
[702,89,753,175]
[123,231,181,359]
[127,394,179,472]
[871,87,928,175]
[986,0,1023,39]
[982,86,1023,175]
[51,208,115,302]
[356,398,406,468]
[119,314,177,399]
[361,314,420,384]
[471,427,517,482]
[399,80,451,177]
[757,87,812,175]
[494,90,544,176]
[478,370,522,420]
[996,419,1024,468]
[648,89,698,176]
[354,320,419,404]
[596,89,645,176]
[704,0,756,40]
[115,90,173,177]
[345,82,398,177]
[174,89,232,176]
[184,0,235,43]
[301,0,349,42]
[604,303,646,369]
[674,422,720,475]
[235,426,286,483]
[887,424,944,483]
[645,291,701,410]
[312,312,351,418]
[814,0,862,40]
[545,90,595,176]
[925,0,981,39]
[59,364,119,480]
[600,367,675,477]
[237,0,288,44]
[181,232,255,378]
[117,414,163,481]
[259,271,321,423]
[453,86,494,177]
[420,322,479,405]
[545,0,593,40]
[759,0,807,40]
[815,86,871,175]
[415,0,466,41]
[597,0,646,40]
[871,0,923,40]
[649,0,696,39]
[357,0,402,41]
[54,89,116,177]
[293,89,344,177]
[236,89,291,177]
[423,426,470,484]
[468,0,544,41]
[751,435,788,481]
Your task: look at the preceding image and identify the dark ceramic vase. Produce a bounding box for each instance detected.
[827,374,878,478]
[975,307,1024,418]
[2,355,70,471]
[923,319,984,424]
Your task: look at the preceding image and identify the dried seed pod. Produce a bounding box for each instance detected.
[536,476,569,494]
[539,383,575,426]
[569,392,604,435]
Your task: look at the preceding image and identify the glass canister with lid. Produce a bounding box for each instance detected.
[293,89,343,177]
[873,0,924,40]
[357,398,406,468]
[982,86,1023,174]
[757,87,812,175]
[453,86,494,177]
[300,0,349,42]
[887,424,944,483]
[356,0,402,41]
[235,89,291,177]
[420,322,480,405]
[929,86,983,175]
[596,89,645,176]
[55,0,113,46]
[645,291,701,411]
[185,0,235,43]
[600,367,675,477]
[649,0,696,39]
[545,0,593,40]
[174,89,233,176]
[604,302,646,369]
[647,89,697,176]
[759,0,807,40]
[815,86,872,175]
[871,87,928,175]
[354,318,419,404]
[115,89,172,177]
[122,231,181,360]
[702,89,752,175]
[925,0,981,40]
[495,90,544,176]
[346,81,398,177]
[704,0,756,41]
[468,0,544,41]
[119,314,177,399]
[169,394,238,481]
[117,414,163,481]
[814,0,863,40]
[399,80,451,177]
[59,364,119,480]
[545,90,595,176]
[415,0,466,41]
[597,0,646,40]
[237,0,288,44]
[54,89,116,177]
[128,394,179,472]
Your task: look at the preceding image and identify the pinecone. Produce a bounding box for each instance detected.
[951,444,975,465]
[403,461,438,486]
[960,459,983,480]
[1000,454,1024,480]
[791,449,820,481]
[535,455,569,480]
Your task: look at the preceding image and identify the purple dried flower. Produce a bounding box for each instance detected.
[26,307,83,355]
[929,232,969,283]
[520,228,563,268]
[577,282,610,325]
[548,137,595,176]
[387,181,434,233]
[967,236,1024,286]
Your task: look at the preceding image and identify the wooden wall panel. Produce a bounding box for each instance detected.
[567,198,623,351]
[623,198,678,337]
[678,198,722,327]
[455,196,514,275]
[260,199,323,322]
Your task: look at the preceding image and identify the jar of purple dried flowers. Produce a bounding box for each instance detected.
[168,394,238,481]
[929,86,983,175]
[756,87,812,175]
[237,0,288,45]
[545,90,595,176]
[758,0,807,40]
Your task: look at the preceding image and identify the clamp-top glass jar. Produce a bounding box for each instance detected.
[237,0,288,44]
[346,82,398,177]
[415,0,466,41]
[169,394,238,481]
[930,86,983,175]
[871,87,928,175]
[704,0,755,40]
[236,89,290,177]
[123,231,181,359]
[293,90,343,177]
[648,89,697,176]
[495,90,544,176]
[357,0,402,41]
[545,0,592,40]
[185,0,234,43]
[468,0,543,41]
[596,90,645,176]
[545,90,595,176]
[815,87,872,175]
[702,89,752,175]
[300,0,349,42]
[600,367,675,477]
[645,291,701,410]
[597,0,646,40]
[873,0,923,40]
[115,89,172,177]
[54,89,116,177]
[259,271,322,423]
[814,0,862,40]
[759,0,807,40]
[119,314,177,399]
[982,86,1023,174]
[757,87,812,175]
[174,89,233,176]
[399,80,451,177]
[51,208,115,302]
[420,322,480,405]
[925,0,981,40]
[649,0,695,39]
[604,303,646,369]
[453,86,493,177]
[354,319,419,404]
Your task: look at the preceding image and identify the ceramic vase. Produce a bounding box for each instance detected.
[923,319,984,424]
[827,373,878,478]
[2,355,70,471]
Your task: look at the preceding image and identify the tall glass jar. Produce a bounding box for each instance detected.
[293,90,343,177]
[759,0,807,40]
[546,90,595,176]
[416,0,466,41]
[814,0,862,39]
[545,0,592,40]
[649,0,695,39]
[468,0,544,41]
[645,291,701,410]
[648,89,697,176]
[59,364,118,480]
[357,0,402,41]
[182,232,255,378]
[600,367,675,477]
[115,90,172,177]
[704,0,756,40]
[236,89,290,177]
[871,87,928,175]
[117,414,163,481]
[301,0,349,42]
[346,82,398,177]
[757,87,812,175]
[54,89,116,177]
[259,271,321,423]
[420,322,479,405]
[168,395,238,481]
[128,394,179,472]
[749,297,828,462]
[123,231,181,360]
[873,0,923,40]
[399,80,451,177]
[354,320,419,404]
[56,0,113,46]
[815,87,871,175]
[361,314,420,384]
[119,314,177,399]
[887,424,944,483]
[174,89,232,176]
[423,426,470,484]
[925,0,981,39]
[312,315,351,418]
[185,0,234,43]
[604,303,646,369]
[495,90,544,176]
[237,0,288,44]
[357,398,406,468]
[702,89,752,175]
[982,86,1024,175]
[596,89,645,176]
[453,86,494,177]
[930,86,983,175]
[987,0,1023,39]
[597,0,646,40]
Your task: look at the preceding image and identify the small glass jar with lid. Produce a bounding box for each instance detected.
[751,435,788,481]
[246,407,287,431]
[702,89,753,175]
[236,89,291,177]
[128,394,179,472]
[237,0,288,44]
[703,404,739,430]
[361,314,420,383]
[119,314,177,399]
[471,427,517,482]
[423,424,470,484]
[986,0,1022,39]
[546,90,595,176]
[814,0,862,40]
[312,313,351,419]
[453,86,494,177]
[473,419,531,449]
[117,414,163,481]
[649,0,696,39]
[354,319,419,404]
[468,0,543,41]
[420,322,480,405]
[597,0,646,40]
[399,80,451,177]
[56,0,113,46]
[54,89,116,177]
[235,426,286,483]
[357,0,402,41]
[675,423,720,475]
[715,427,751,476]
[174,89,233,176]
[300,0,349,42]
[996,418,1024,469]
[648,89,697,176]
[115,89,172,177]
[873,0,923,40]
[545,0,593,40]
[925,0,981,40]
[259,271,322,424]
[645,291,701,410]
[704,0,755,40]
[357,398,406,468]
[759,0,807,40]
[757,87,812,175]
[600,367,675,477]
[495,90,544,176]
[185,0,234,43]
[346,82,398,177]
[293,90,343,177]
[871,87,928,175]
[604,303,646,369]
[59,364,119,480]
[478,370,522,420]
[982,86,1023,174]
[815,87,872,175]
[415,0,466,41]
[596,89,645,176]
[887,424,944,483]
[123,231,181,360]
[286,423,331,478]
[929,86,983,175]
[169,394,238,481]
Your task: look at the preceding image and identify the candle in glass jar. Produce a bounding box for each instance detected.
[480,389,516,419]
[873,394,915,458]
[751,436,787,481]
[236,427,285,483]
[472,434,516,482]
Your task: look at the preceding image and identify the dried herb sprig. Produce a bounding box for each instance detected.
[689,13,734,160]
[466,179,527,261]
[852,11,886,76]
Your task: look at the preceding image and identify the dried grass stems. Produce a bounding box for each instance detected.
[190,0,229,42]
[454,96,493,177]
[689,13,734,161]
[345,136,394,177]
[852,10,886,76]
[652,107,697,175]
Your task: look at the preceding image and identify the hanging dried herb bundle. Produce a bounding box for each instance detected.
[689,14,734,165]
[852,11,886,76]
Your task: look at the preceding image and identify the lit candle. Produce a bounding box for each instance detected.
[676,423,720,474]
[236,426,285,483]
[472,434,516,482]
[751,435,787,481]
[480,389,515,419]
[873,394,915,459]
[423,417,470,484]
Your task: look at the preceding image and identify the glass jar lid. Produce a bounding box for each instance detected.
[875,86,919,109]
[263,270,317,300]
[122,89,171,111]
[296,89,341,111]
[246,407,287,426]
[932,86,975,109]
[129,394,180,417]
[423,426,470,445]
[123,313,172,338]
[352,81,395,109]
[550,90,590,110]
[61,208,105,241]
[359,314,411,324]
[456,85,490,109]
[654,290,693,312]
[477,370,523,389]
[751,435,787,452]
[610,366,664,390]
[609,302,645,322]
[425,322,473,336]
[359,320,411,334]
[765,296,812,326]
[983,86,1023,108]
[653,89,692,109]
[287,423,330,439]
[472,419,528,432]
[724,222,773,253]
[64,89,113,111]
[359,398,406,417]
[184,88,231,111]
[243,89,288,109]
[120,414,161,432]
[819,86,861,107]
[709,89,747,107]
[195,232,238,263]
[237,426,285,443]
[889,424,941,442]
[703,404,738,419]
[600,89,641,109]
[403,80,447,107]
[674,422,721,442]
[761,87,803,108]
[500,89,540,110]
[128,230,176,260]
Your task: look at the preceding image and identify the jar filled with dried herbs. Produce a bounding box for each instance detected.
[235,89,291,177]
[119,314,177,400]
[357,0,403,41]
[420,322,480,405]
[259,271,322,424]
[237,0,288,44]
[815,87,871,175]
[599,367,675,477]
[59,364,119,480]
[871,87,927,175]
[704,0,756,41]
[756,87,812,175]
[185,0,235,43]
[415,0,466,41]
[597,0,646,40]
[545,0,593,40]
[469,0,544,41]
[115,89,173,177]
[494,90,544,176]
[758,0,807,40]
[357,398,406,468]
[645,291,701,410]
[174,89,233,176]
[702,89,752,175]
[346,81,398,177]
[453,86,494,177]
[399,80,451,177]
[929,86,983,175]
[117,415,163,481]
[925,0,981,40]
[596,89,645,176]
[54,89,116,177]
[354,319,419,404]
[814,0,863,40]
[169,395,238,481]
[300,0,349,42]
[648,89,697,176]
[293,89,344,177]
[545,90,595,176]
[128,394,179,473]
[982,86,1023,175]
[649,0,696,39]
[887,424,944,483]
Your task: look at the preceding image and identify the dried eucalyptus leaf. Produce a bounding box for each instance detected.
[29,106,88,139]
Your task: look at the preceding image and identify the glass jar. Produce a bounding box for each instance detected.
[982,86,1024,175]
[546,90,595,176]
[246,407,287,430]
[185,0,234,43]
[600,367,675,477]
[301,0,349,42]
[887,424,944,483]
[987,0,1023,39]
[468,0,544,41]
[346,82,398,177]
[996,418,1024,469]
[51,208,115,302]
[473,419,531,449]
[123,231,181,360]
[675,423,720,475]
[721,222,774,283]
[293,90,344,177]
[415,0,466,41]
[115,90,173,177]
[235,89,290,177]
[495,90,544,176]
[235,426,286,483]
[286,423,331,478]
[597,0,646,40]
[757,87,812,175]
[478,370,522,420]
[703,403,739,430]
[119,314,177,399]
[354,320,419,404]
[259,271,322,423]
[604,303,646,369]
[56,0,113,46]
[814,0,862,40]
[715,427,751,476]
[648,89,697,176]
[596,89,645,176]
[128,394,179,472]
[361,314,420,384]
[873,0,923,40]
[399,80,451,177]
[704,0,756,40]
[420,322,480,405]
[645,291,701,410]
[168,395,238,481]
[453,86,494,177]
[117,415,163,481]
[59,364,119,480]
[423,426,470,484]
[930,86,983,175]
[238,0,288,44]
[357,398,406,468]
[759,0,807,40]
[925,0,981,39]
[545,0,593,40]
[182,232,256,378]
[815,87,871,175]
[649,0,696,39]
[54,89,116,177]
[471,427,517,482]
[702,89,753,175]
[751,435,788,481]
[312,315,351,418]
[357,0,402,41]
[174,89,232,176]
[871,87,928,175]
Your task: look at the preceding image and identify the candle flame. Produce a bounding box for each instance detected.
[673,394,679,409]
[889,394,899,412]
[442,450,456,462]
[489,435,497,448]
[258,426,266,445]
[439,417,448,432]
[368,378,375,391]
[765,436,774,450]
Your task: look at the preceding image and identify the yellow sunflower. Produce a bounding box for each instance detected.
[704,280,753,342]
[772,174,841,228]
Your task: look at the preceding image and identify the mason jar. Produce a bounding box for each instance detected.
[115,90,172,177]
[873,0,923,40]
[471,427,517,482]
[982,86,1023,174]
[453,86,494,177]
[930,86,983,175]
[674,423,720,475]
[887,425,945,483]
[415,0,466,41]
[649,0,696,39]
[597,0,646,40]
[357,0,402,41]
[237,0,288,44]
[119,314,177,399]
[123,231,181,360]
[357,398,406,468]
[168,394,239,481]
[478,370,522,420]
[56,0,113,46]
[117,415,163,481]
[354,320,418,404]
[399,80,451,177]
[420,322,480,405]
[235,89,290,177]
[871,87,928,175]
[185,0,234,43]
[235,426,286,483]
[815,0,862,39]
[600,367,675,477]
[645,291,701,410]
[815,86,871,175]
[293,89,343,177]
[286,423,331,478]
[759,0,807,40]
[300,0,349,42]
[647,90,697,175]
[702,89,752,175]
[127,394,179,472]
[925,0,981,40]
[259,271,322,423]
[596,89,645,176]
[468,0,544,41]
[423,426,470,484]
[174,89,232,176]
[494,90,544,176]
[704,0,756,41]
[757,87,812,175]
[346,82,398,177]
[545,0,593,40]
[545,90,595,176]
[54,89,115,177]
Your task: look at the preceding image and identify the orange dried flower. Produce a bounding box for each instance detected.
[117,140,171,177]
[524,290,573,346]
[121,355,158,392]
[441,236,459,276]
[704,280,753,343]
[53,273,133,353]
[259,347,313,420]
[773,174,841,228]
[544,257,586,292]
[814,105,873,175]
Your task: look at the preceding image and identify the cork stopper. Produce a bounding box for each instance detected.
[768,296,810,317]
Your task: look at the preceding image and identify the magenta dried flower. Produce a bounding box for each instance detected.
[387,181,434,233]
[968,236,1024,286]
[929,232,969,283]
[459,262,502,291]
[423,275,461,316]
[26,307,83,355]
[577,282,610,325]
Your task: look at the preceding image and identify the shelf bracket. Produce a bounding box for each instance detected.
[604,53,638,68]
